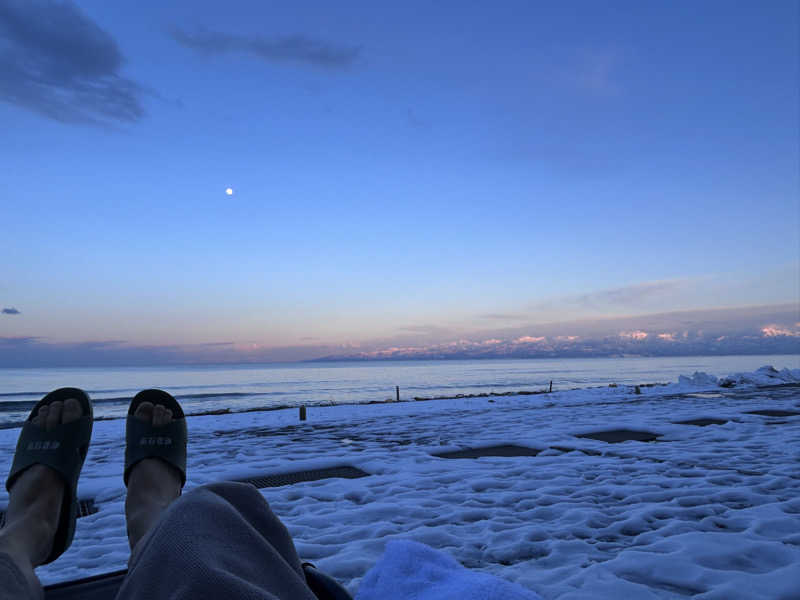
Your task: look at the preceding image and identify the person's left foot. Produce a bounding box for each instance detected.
[0,398,83,568]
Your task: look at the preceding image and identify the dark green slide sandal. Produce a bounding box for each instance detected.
[124,389,187,488]
[5,387,94,564]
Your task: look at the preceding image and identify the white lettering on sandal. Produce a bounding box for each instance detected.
[27,441,60,450]
[139,437,173,446]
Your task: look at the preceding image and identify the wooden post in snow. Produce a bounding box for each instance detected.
[396,386,400,402]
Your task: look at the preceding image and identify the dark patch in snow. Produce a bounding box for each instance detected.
[617,570,706,596]
[550,445,603,456]
[232,466,368,488]
[745,409,800,417]
[574,429,662,443]
[674,418,728,426]
[432,445,542,459]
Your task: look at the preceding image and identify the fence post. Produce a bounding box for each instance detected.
[549,380,553,393]
[299,405,307,420]
[396,386,400,402]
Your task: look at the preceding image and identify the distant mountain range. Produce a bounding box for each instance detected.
[2,305,797,367]
[314,329,800,361]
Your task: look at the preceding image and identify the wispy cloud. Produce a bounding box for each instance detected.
[169,28,360,69]
[577,280,686,308]
[0,0,147,125]
[0,336,39,345]
[534,280,689,313]
[0,337,340,367]
[395,324,451,336]
[478,313,529,321]
[1,307,20,315]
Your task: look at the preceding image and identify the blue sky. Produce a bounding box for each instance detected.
[1,0,798,364]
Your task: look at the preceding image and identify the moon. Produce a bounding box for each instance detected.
[225,187,234,196]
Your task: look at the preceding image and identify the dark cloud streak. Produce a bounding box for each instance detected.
[532,280,688,312]
[478,313,528,321]
[1,307,21,315]
[0,337,339,367]
[169,27,360,69]
[0,0,146,124]
[575,281,684,307]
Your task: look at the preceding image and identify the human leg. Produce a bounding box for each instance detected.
[0,395,90,600]
[118,482,317,600]
[120,391,316,600]
[124,400,182,552]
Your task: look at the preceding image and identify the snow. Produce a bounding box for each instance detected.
[356,539,543,600]
[1,366,799,599]
[677,365,800,390]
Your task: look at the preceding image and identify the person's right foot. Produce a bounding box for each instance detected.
[0,398,83,568]
[124,401,182,551]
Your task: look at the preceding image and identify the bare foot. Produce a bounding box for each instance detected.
[125,402,182,551]
[0,398,83,568]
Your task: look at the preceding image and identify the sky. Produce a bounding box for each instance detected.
[1,0,798,365]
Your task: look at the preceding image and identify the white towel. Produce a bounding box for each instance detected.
[355,540,543,600]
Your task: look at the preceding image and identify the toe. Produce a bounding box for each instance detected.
[35,405,49,427]
[134,401,154,424]
[62,398,82,424]
[153,404,166,427]
[45,401,63,431]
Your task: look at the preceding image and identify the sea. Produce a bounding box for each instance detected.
[0,354,798,427]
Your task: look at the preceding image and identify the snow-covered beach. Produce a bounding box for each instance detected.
[2,366,799,599]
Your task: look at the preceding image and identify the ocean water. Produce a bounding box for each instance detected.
[0,354,797,427]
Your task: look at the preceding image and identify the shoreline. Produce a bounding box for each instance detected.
[0,367,800,430]
[0,382,670,430]
[0,386,559,430]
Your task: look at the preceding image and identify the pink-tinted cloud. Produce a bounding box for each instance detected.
[619,330,648,340]
[761,324,800,337]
